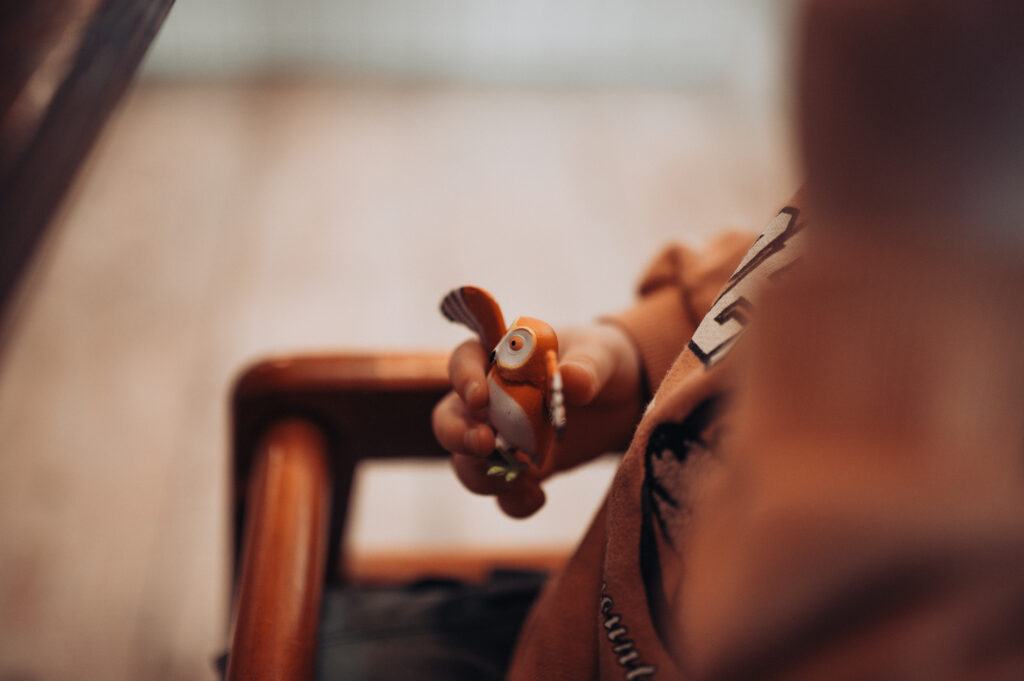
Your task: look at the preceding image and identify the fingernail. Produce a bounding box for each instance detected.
[467,380,482,405]
[564,361,597,401]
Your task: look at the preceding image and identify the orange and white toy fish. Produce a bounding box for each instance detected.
[441,286,565,481]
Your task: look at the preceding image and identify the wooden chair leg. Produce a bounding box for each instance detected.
[227,419,332,681]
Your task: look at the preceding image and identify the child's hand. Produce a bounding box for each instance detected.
[431,323,643,518]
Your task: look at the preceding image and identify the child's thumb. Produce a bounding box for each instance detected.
[560,342,616,406]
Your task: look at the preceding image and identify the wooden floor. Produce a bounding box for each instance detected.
[0,81,795,681]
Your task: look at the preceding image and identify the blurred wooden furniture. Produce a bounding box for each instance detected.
[0,0,174,323]
[226,352,567,680]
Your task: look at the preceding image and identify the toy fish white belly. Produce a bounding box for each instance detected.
[487,375,536,454]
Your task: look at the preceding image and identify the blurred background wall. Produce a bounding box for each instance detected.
[0,2,798,680]
[142,0,784,90]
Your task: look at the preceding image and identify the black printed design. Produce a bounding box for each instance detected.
[639,396,722,637]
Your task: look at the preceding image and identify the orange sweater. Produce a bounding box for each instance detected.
[506,201,1024,681]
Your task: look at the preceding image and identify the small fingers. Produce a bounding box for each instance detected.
[452,455,546,518]
[452,452,507,494]
[449,339,490,410]
[432,392,495,457]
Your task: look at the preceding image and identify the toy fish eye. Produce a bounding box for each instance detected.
[496,329,534,368]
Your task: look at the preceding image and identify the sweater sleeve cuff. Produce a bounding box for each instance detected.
[603,286,695,397]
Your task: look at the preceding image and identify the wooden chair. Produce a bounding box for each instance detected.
[225,352,567,680]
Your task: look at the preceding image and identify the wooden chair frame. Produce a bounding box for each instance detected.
[225,352,450,680]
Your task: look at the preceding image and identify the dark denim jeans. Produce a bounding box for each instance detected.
[314,570,546,681]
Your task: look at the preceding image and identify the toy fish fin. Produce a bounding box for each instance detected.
[440,286,507,350]
[546,349,566,438]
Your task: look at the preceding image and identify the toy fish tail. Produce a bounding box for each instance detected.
[439,286,506,350]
